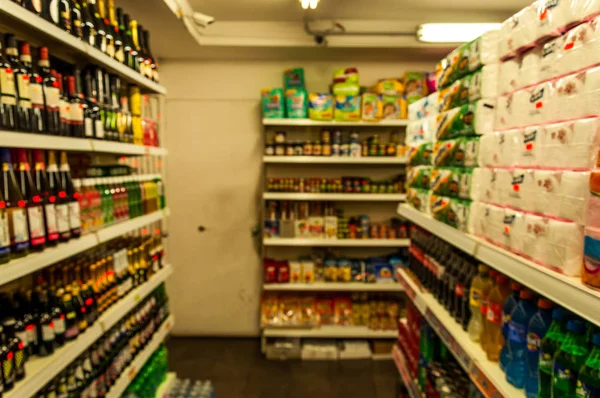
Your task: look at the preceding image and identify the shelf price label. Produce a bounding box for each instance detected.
[128,367,138,381]
[425,309,471,370]
[470,364,503,398]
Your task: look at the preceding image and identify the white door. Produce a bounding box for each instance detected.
[164,98,263,336]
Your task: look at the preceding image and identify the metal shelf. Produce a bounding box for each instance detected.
[263,238,410,247]
[264,193,406,201]
[263,119,409,127]
[263,282,404,292]
[263,325,398,339]
[0,0,166,95]
[263,156,407,165]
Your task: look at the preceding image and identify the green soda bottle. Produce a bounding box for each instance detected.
[552,320,590,398]
[538,308,568,398]
[576,333,600,397]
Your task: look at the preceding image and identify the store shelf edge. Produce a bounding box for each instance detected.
[97,209,169,243]
[262,156,407,165]
[0,0,167,95]
[263,238,410,247]
[263,283,404,292]
[155,372,177,398]
[264,193,407,201]
[262,326,397,339]
[393,346,420,398]
[262,118,409,127]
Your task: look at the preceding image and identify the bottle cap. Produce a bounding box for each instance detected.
[19,41,30,56]
[519,289,533,300]
[567,320,585,334]
[38,46,49,61]
[593,333,600,346]
[5,34,17,49]
[538,298,552,310]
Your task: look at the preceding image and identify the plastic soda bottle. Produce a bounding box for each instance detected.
[552,320,590,397]
[501,282,522,371]
[537,308,569,398]
[525,298,553,398]
[467,265,492,343]
[481,269,498,352]
[506,289,537,388]
[486,274,511,361]
[576,333,600,397]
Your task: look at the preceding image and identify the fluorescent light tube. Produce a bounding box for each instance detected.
[417,23,500,43]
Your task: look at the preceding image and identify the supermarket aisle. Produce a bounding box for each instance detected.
[167,338,397,397]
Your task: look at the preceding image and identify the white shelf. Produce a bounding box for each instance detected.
[263,156,407,165]
[97,210,169,243]
[398,203,600,330]
[107,315,175,398]
[155,372,177,398]
[0,131,168,156]
[393,346,421,398]
[263,282,404,292]
[0,0,166,95]
[396,268,523,398]
[263,238,410,247]
[263,119,409,127]
[264,193,407,201]
[98,265,173,331]
[263,326,398,339]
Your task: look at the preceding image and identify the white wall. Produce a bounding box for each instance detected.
[162,57,436,336]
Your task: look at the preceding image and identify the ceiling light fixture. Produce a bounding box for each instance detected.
[300,0,320,10]
[417,23,501,43]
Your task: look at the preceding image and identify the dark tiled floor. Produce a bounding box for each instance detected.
[166,337,400,398]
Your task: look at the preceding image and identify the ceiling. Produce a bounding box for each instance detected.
[119,0,531,60]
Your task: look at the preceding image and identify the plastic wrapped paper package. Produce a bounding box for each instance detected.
[482,202,506,245]
[532,170,562,217]
[546,219,584,276]
[520,48,542,89]
[407,187,431,213]
[459,168,479,200]
[433,137,479,167]
[408,93,439,121]
[536,0,575,40]
[430,168,457,197]
[522,213,549,265]
[499,58,521,95]
[408,142,433,166]
[558,170,591,225]
[514,82,554,127]
[500,129,522,168]
[479,167,500,204]
[515,125,546,167]
[572,0,600,21]
[559,22,594,76]
[584,65,600,117]
[499,6,537,58]
[503,208,526,254]
[539,37,564,82]
[435,100,496,141]
[478,132,502,167]
[495,94,517,131]
[406,117,436,147]
[541,118,600,169]
[468,65,500,102]
[406,166,432,190]
[554,72,587,122]
[505,168,536,212]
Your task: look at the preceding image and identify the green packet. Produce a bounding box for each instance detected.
[430,168,461,197]
[407,188,430,213]
[430,195,472,232]
[406,166,432,189]
[408,143,433,166]
[436,100,495,140]
[433,137,479,167]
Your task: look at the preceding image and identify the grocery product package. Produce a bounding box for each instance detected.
[515,126,546,168]
[503,208,526,254]
[406,166,432,189]
[532,170,561,217]
[459,168,479,200]
[504,168,536,212]
[553,72,587,122]
[482,203,506,245]
[333,81,361,96]
[537,0,575,40]
[520,48,542,89]
[539,37,563,82]
[403,72,427,104]
[572,0,600,21]
[546,219,584,275]
[284,68,305,89]
[430,195,472,232]
[583,226,600,288]
[334,95,361,122]
[406,116,436,146]
[513,82,553,127]
[438,69,498,113]
[261,88,285,118]
[521,213,549,265]
[433,137,479,167]
[407,187,430,213]
[499,58,520,95]
[375,79,404,96]
[308,93,333,121]
[408,142,433,166]
[495,93,516,131]
[408,93,439,121]
[361,93,382,121]
[436,100,495,140]
[558,170,590,224]
[333,67,359,84]
[285,89,308,118]
[499,5,537,58]
[381,95,407,119]
[478,167,500,204]
[430,168,460,197]
[542,118,600,170]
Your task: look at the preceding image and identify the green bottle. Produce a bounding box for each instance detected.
[538,309,569,398]
[552,320,590,398]
[154,175,165,210]
[576,334,600,397]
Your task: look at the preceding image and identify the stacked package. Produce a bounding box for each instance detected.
[405,31,499,233]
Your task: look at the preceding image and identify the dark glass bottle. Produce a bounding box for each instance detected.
[62,291,78,342]
[32,150,58,247]
[0,190,10,264]
[70,0,84,39]
[82,69,95,139]
[20,42,45,134]
[18,290,38,358]
[49,288,65,347]
[106,74,118,141]
[56,72,70,136]
[109,0,123,64]
[0,36,18,131]
[15,149,46,251]
[48,0,72,33]
[143,29,158,82]
[80,0,97,48]
[67,73,84,138]
[88,0,107,53]
[59,151,81,238]
[5,34,32,132]
[0,148,29,258]
[47,151,71,242]
[33,290,55,357]
[8,292,31,361]
[37,48,61,135]
[137,24,150,80]
[98,0,114,58]
[0,325,15,392]
[71,285,87,334]
[3,319,25,382]
[130,18,143,75]
[122,13,138,72]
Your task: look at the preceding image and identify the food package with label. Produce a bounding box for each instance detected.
[308,93,333,121]
[430,168,461,198]
[381,95,407,119]
[334,95,361,122]
[403,72,428,105]
[429,195,472,232]
[407,187,431,213]
[284,68,305,89]
[375,78,404,96]
[406,166,432,190]
[406,116,436,147]
[408,142,433,166]
[433,137,479,167]
[285,89,308,118]
[361,93,382,121]
[436,100,495,140]
[261,88,285,118]
[439,66,499,113]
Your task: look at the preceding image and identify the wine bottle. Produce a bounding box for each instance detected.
[14,290,36,359]
[33,290,55,357]
[47,151,71,242]
[71,0,84,39]
[87,68,103,140]
[108,0,123,63]
[49,288,65,347]
[0,191,10,264]
[59,151,81,238]
[123,13,139,72]
[56,72,70,136]
[32,150,59,246]
[0,148,29,258]
[130,18,142,75]
[143,29,158,83]
[37,48,60,135]
[67,73,84,138]
[48,0,72,33]
[20,42,45,134]
[5,34,32,132]
[108,75,119,141]
[137,24,150,79]
[0,36,18,130]
[80,0,97,47]
[98,0,114,58]
[15,149,46,251]
[88,0,107,53]
[119,82,132,143]
[81,69,94,139]
[0,325,15,391]
[62,291,78,341]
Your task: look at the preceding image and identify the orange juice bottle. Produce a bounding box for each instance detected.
[486,274,511,361]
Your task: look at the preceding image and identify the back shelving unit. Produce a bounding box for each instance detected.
[0,4,174,397]
[260,118,410,355]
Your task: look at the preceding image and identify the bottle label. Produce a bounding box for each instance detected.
[0,68,16,100]
[553,362,578,395]
[49,0,59,23]
[14,349,24,375]
[42,324,55,342]
[480,296,488,314]
[30,82,44,107]
[469,287,483,307]
[0,211,9,254]
[45,204,59,240]
[56,204,70,233]
[527,332,541,352]
[68,201,81,229]
[27,326,38,346]
[95,119,105,139]
[455,283,464,297]
[539,349,554,372]
[576,380,600,397]
[17,73,31,101]
[60,9,71,31]
[59,99,70,122]
[486,302,502,324]
[85,117,94,137]
[107,42,115,58]
[28,205,46,244]
[73,19,83,37]
[115,47,125,63]
[53,317,65,334]
[15,331,28,349]
[508,321,527,344]
[70,103,84,124]
[8,207,29,247]
[45,86,60,109]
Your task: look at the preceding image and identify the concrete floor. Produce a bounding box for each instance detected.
[166,337,402,398]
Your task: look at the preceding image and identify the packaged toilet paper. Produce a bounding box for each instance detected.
[520,48,542,89]
[482,203,506,245]
[308,93,333,121]
[537,0,575,40]
[459,168,479,200]
[430,168,460,197]
[539,37,564,82]
[500,129,522,168]
[479,132,502,167]
[533,170,562,217]
[506,168,536,212]
[559,23,593,76]
[334,95,361,122]
[547,219,584,275]
[406,166,432,189]
[435,100,496,140]
[495,94,517,130]
[430,195,472,232]
[584,65,600,117]
[542,118,600,169]
[559,170,590,224]
[522,213,549,264]
[285,89,308,119]
[517,82,554,127]
[479,167,500,204]
[408,92,439,121]
[554,72,587,122]
[499,59,521,95]
[406,116,436,146]
[572,0,600,21]
[503,208,526,254]
[468,30,500,72]
[261,88,285,118]
[361,93,382,121]
[408,142,433,166]
[516,125,546,167]
[468,65,500,102]
[499,5,537,58]
[407,188,430,213]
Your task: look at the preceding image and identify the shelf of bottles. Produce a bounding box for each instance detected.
[0,0,165,95]
[392,345,420,398]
